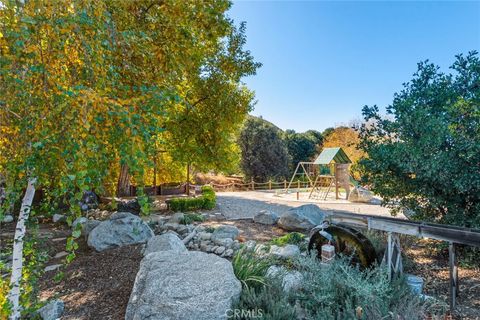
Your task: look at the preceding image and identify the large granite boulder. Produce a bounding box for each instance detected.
[126,250,241,320]
[278,204,325,231]
[82,219,101,237]
[253,210,279,225]
[348,186,374,203]
[143,233,186,256]
[87,212,153,252]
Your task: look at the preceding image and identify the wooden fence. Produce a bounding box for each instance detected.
[208,179,310,192]
[127,179,312,196]
[128,183,187,196]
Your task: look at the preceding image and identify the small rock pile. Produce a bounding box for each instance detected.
[186,225,241,258]
[155,215,241,258]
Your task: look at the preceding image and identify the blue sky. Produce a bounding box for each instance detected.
[228,1,480,132]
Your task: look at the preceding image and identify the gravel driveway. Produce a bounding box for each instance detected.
[216,190,401,220]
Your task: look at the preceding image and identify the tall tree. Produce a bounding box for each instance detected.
[0,1,259,316]
[283,129,323,172]
[323,126,365,164]
[238,117,290,181]
[359,52,480,227]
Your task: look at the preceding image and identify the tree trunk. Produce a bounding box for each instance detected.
[117,164,131,197]
[186,163,190,195]
[8,178,36,320]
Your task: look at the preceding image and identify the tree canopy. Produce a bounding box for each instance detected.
[238,116,290,181]
[0,0,259,211]
[359,52,480,227]
[283,129,323,172]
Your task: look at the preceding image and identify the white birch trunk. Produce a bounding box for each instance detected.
[8,178,36,320]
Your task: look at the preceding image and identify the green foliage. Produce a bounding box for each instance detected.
[180,213,205,225]
[232,249,271,289]
[359,52,480,228]
[201,185,216,210]
[238,116,290,181]
[270,232,305,247]
[0,2,259,316]
[231,280,297,320]
[232,254,443,320]
[169,186,216,212]
[294,255,443,319]
[283,129,323,172]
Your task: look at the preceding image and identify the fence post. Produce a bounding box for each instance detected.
[297,180,300,189]
[269,180,272,190]
[284,180,287,189]
[449,242,459,311]
[251,179,255,191]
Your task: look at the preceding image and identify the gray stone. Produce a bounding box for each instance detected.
[253,210,279,225]
[168,212,184,224]
[224,249,234,258]
[232,241,241,251]
[44,264,62,272]
[269,244,300,259]
[244,240,257,251]
[1,215,13,223]
[214,237,234,248]
[72,217,88,229]
[164,222,180,231]
[125,250,241,320]
[215,246,226,255]
[53,251,68,259]
[38,299,64,320]
[266,266,303,292]
[283,271,304,292]
[348,186,374,203]
[144,233,186,256]
[52,214,66,223]
[87,212,153,252]
[278,204,325,231]
[82,220,101,237]
[198,232,212,241]
[175,224,189,235]
[212,225,239,241]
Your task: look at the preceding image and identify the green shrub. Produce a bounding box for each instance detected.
[232,249,271,289]
[201,185,216,209]
[270,232,305,247]
[294,255,444,319]
[180,213,205,225]
[231,280,296,320]
[232,254,447,320]
[169,186,216,212]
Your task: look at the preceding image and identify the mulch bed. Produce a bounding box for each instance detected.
[38,233,142,320]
